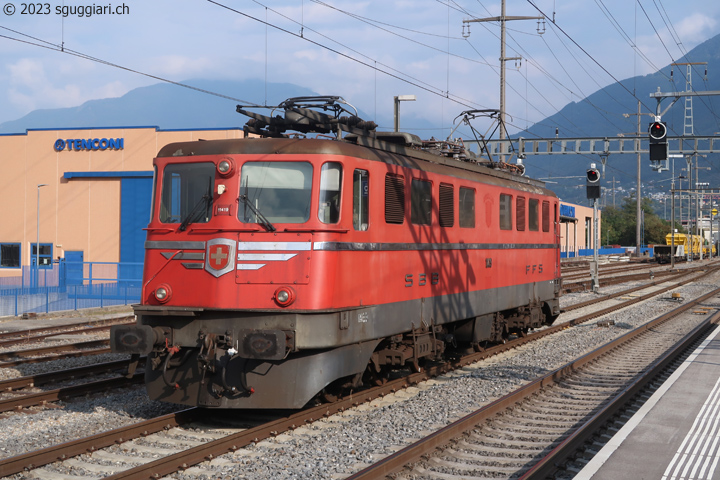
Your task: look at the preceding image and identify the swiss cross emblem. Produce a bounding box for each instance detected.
[209,245,230,270]
[204,238,236,278]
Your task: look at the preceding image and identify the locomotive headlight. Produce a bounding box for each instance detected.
[217,158,235,177]
[154,284,172,303]
[273,286,296,307]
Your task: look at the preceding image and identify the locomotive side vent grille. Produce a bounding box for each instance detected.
[439,183,454,227]
[385,174,405,224]
[516,196,526,231]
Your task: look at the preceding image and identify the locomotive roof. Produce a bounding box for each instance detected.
[157,136,554,195]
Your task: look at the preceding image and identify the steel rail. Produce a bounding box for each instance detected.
[0,322,131,349]
[0,339,109,363]
[0,408,200,477]
[0,315,132,341]
[521,305,720,478]
[345,287,720,480]
[0,372,145,413]
[562,267,699,293]
[100,274,720,480]
[0,358,145,392]
[561,267,699,312]
[0,346,111,368]
[10,269,719,479]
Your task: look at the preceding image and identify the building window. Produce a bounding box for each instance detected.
[459,187,475,228]
[516,196,526,231]
[0,243,20,268]
[31,243,53,268]
[318,162,342,224]
[353,170,369,231]
[500,194,512,230]
[529,198,539,231]
[411,178,432,225]
[439,183,454,227]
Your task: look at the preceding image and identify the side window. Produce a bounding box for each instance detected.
[411,179,432,225]
[459,187,475,228]
[353,169,369,231]
[439,183,454,227]
[529,198,539,231]
[319,162,342,224]
[0,243,20,268]
[516,196,526,231]
[385,174,405,224]
[542,200,550,232]
[500,194,512,231]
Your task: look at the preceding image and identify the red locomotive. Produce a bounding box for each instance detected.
[111,97,561,408]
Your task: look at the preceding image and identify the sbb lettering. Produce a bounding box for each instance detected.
[405,272,440,287]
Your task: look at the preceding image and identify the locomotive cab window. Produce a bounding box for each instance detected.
[319,162,342,224]
[353,169,369,231]
[499,193,512,230]
[542,200,550,232]
[240,161,313,224]
[459,187,475,228]
[159,162,215,224]
[411,178,432,225]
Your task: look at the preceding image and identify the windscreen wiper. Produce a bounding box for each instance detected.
[239,194,276,232]
[179,183,213,232]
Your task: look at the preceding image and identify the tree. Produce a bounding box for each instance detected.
[601,194,677,246]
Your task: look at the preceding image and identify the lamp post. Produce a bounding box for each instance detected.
[393,95,416,132]
[36,184,47,286]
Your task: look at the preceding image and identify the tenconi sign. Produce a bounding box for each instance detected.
[54,138,124,152]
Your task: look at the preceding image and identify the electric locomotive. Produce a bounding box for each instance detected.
[111,96,562,409]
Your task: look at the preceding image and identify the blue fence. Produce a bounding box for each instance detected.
[0,261,142,317]
[562,247,653,259]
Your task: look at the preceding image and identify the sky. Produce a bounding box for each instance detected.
[1,0,719,135]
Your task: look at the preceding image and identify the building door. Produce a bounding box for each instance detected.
[65,250,84,286]
[120,177,153,285]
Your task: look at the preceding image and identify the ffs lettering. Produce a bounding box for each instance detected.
[526,264,543,274]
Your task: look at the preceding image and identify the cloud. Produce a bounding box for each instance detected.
[4,58,134,116]
[674,13,718,43]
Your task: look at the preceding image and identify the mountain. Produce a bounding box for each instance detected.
[0,79,320,133]
[518,33,720,206]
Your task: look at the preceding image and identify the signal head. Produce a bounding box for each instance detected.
[649,121,667,140]
[586,168,600,183]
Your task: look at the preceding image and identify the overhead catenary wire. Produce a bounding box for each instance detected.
[0,25,260,107]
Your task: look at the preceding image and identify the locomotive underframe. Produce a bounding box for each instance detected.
[122,280,560,408]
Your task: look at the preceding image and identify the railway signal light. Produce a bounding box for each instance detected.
[586,165,601,199]
[648,121,668,162]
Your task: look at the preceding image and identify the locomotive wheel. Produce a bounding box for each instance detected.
[365,369,389,386]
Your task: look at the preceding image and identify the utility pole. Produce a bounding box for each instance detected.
[463,0,543,161]
[622,101,653,257]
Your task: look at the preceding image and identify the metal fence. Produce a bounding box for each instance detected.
[0,261,142,317]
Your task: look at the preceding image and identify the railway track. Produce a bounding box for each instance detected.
[0,339,110,367]
[347,289,720,479]
[3,269,720,479]
[561,262,714,293]
[0,316,132,349]
[0,358,145,413]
